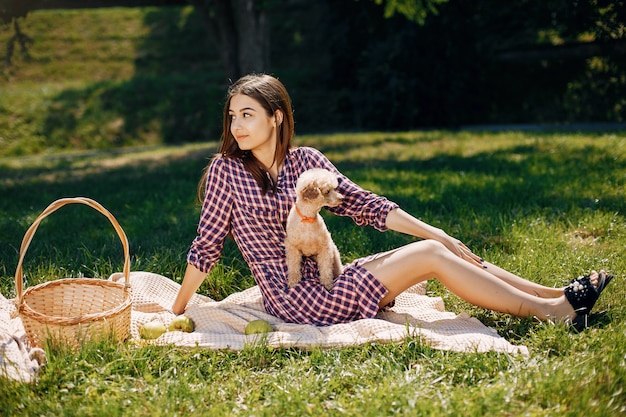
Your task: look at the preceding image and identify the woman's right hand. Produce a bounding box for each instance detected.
[172,263,207,314]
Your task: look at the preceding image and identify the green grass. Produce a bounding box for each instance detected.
[1,130,625,416]
[0,7,225,157]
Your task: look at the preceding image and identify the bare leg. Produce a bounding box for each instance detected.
[480,261,564,298]
[362,240,577,322]
[365,247,564,299]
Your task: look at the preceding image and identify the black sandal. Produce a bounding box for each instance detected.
[565,272,614,331]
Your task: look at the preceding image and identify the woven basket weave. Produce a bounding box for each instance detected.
[14,197,132,349]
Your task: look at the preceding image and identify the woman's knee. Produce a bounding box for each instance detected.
[409,239,448,257]
[363,240,451,277]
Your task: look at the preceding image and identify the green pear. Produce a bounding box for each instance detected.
[168,315,195,333]
[139,321,167,339]
[245,319,274,335]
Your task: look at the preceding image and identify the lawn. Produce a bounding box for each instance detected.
[0,130,625,416]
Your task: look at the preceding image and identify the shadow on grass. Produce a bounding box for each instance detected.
[322,139,625,249]
[39,7,225,152]
[42,75,224,150]
[3,135,624,266]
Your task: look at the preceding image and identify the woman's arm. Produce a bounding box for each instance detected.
[385,208,483,267]
[301,147,482,266]
[172,263,207,314]
[302,147,397,231]
[174,157,233,314]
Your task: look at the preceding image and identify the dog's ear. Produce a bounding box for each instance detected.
[302,184,320,201]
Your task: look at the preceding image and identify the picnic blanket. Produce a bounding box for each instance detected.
[1,271,529,382]
[0,293,46,382]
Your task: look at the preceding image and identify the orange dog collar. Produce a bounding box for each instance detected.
[295,205,317,223]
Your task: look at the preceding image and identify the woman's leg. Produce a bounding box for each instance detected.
[480,261,564,298]
[362,240,576,322]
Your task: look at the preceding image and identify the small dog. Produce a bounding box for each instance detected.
[285,168,344,291]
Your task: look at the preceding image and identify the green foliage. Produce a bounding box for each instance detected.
[1,131,625,416]
[374,0,448,24]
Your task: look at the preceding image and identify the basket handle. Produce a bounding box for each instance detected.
[14,197,131,306]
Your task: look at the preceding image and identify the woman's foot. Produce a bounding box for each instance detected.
[562,269,614,331]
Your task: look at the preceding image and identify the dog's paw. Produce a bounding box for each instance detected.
[320,277,334,292]
[287,274,301,289]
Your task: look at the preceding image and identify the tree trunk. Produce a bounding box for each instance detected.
[190,0,239,81]
[190,0,270,81]
[5,19,33,66]
[233,0,269,76]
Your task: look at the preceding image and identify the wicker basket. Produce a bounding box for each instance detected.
[13,197,132,349]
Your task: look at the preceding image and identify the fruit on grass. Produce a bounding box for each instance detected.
[245,319,274,335]
[139,321,167,339]
[168,315,195,332]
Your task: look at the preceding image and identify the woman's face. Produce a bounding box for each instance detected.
[229,94,278,159]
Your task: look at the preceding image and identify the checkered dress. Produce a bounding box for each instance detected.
[187,147,399,326]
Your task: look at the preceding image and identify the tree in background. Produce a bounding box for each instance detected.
[188,0,447,80]
[0,0,47,65]
[1,0,623,149]
[0,0,447,80]
[375,0,447,24]
[190,0,270,81]
[319,0,626,128]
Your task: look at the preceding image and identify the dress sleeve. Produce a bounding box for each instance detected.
[186,157,233,273]
[302,147,399,231]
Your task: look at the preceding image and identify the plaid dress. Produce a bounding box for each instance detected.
[187,147,399,326]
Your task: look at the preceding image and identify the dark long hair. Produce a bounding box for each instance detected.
[197,74,295,201]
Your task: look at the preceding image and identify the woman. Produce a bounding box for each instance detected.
[172,74,612,331]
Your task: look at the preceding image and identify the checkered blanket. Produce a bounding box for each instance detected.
[122,272,528,353]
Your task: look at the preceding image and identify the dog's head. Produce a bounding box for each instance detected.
[295,168,343,208]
